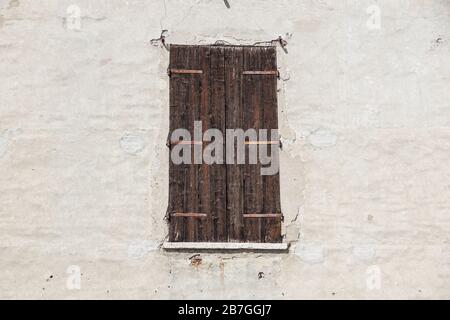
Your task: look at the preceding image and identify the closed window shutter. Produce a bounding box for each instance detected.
[168,45,282,243]
[168,45,220,242]
[241,46,282,243]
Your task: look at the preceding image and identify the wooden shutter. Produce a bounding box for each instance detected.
[168,45,282,243]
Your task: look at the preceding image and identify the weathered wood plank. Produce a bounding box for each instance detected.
[260,46,282,242]
[225,46,244,241]
[168,45,187,241]
[209,46,227,241]
[169,45,203,242]
[243,47,263,242]
[198,45,213,241]
[169,45,282,244]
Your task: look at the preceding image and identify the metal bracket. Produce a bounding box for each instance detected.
[168,69,203,76]
[243,70,278,76]
[169,140,203,147]
[245,141,280,145]
[171,213,208,218]
[243,213,284,219]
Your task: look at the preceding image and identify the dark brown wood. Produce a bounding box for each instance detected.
[242,46,264,242]
[241,46,282,242]
[260,46,282,242]
[168,45,186,242]
[209,46,227,241]
[198,45,213,242]
[169,45,204,242]
[168,45,282,243]
[186,46,201,242]
[225,46,244,241]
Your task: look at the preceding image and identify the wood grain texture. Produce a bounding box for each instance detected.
[198,45,213,241]
[259,47,282,243]
[209,46,227,241]
[168,45,185,242]
[169,45,203,242]
[168,45,281,243]
[225,46,244,241]
[243,46,264,242]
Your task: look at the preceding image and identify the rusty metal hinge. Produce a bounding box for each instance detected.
[171,212,208,218]
[243,213,284,220]
[168,69,203,76]
[243,70,278,76]
[168,140,203,147]
[244,141,280,145]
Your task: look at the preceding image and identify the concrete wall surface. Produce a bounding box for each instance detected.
[0,0,449,299]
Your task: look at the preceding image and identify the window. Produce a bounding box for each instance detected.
[166,45,282,245]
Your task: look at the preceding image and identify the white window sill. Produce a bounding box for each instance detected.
[162,242,289,252]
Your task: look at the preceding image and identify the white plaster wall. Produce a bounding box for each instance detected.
[0,0,449,299]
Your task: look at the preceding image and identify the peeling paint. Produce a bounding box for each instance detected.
[0,129,15,158]
[127,240,159,259]
[8,0,19,9]
[294,242,324,264]
[190,254,202,267]
[352,244,376,262]
[1,0,450,300]
[0,134,8,158]
[120,133,145,154]
[307,128,337,148]
[285,224,300,242]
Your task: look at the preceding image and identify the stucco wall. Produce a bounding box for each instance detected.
[1,0,449,299]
